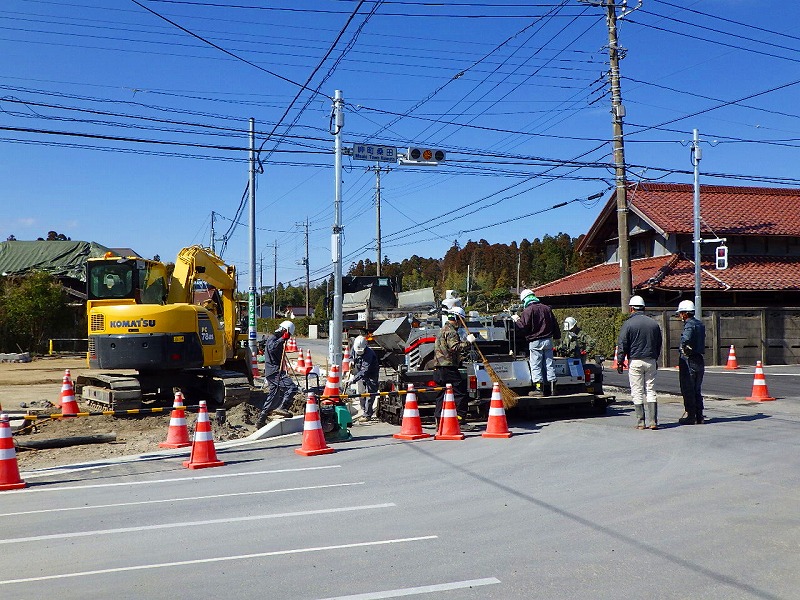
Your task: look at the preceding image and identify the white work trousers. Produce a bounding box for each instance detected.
[627,358,658,405]
[528,338,556,383]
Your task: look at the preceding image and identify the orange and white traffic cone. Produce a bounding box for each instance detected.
[746,361,775,402]
[59,373,80,417]
[159,391,192,449]
[725,345,739,370]
[294,348,306,374]
[611,346,627,370]
[321,365,341,400]
[0,414,26,491]
[303,349,314,376]
[435,384,465,441]
[341,346,351,376]
[393,384,431,441]
[482,382,512,439]
[295,393,335,456]
[182,401,225,469]
[251,352,260,378]
[286,337,298,353]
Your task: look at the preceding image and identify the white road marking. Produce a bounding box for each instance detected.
[0,536,438,585]
[0,503,395,545]
[18,464,341,488]
[0,482,365,517]
[315,578,502,599]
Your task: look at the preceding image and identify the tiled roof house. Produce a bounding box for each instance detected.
[536,183,800,308]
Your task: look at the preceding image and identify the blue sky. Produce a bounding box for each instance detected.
[2,0,799,289]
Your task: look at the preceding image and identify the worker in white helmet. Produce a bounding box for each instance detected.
[432,306,476,430]
[676,299,706,425]
[555,316,596,361]
[350,335,380,423]
[616,295,662,430]
[256,320,298,427]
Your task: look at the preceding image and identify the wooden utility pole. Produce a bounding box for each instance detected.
[606,0,632,311]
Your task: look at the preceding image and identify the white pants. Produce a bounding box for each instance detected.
[627,358,657,405]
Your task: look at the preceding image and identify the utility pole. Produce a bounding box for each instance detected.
[259,253,263,318]
[367,163,390,276]
[607,0,632,312]
[692,128,703,318]
[582,0,637,311]
[330,90,344,368]
[303,218,310,317]
[273,241,277,319]
[248,118,257,358]
[210,211,216,253]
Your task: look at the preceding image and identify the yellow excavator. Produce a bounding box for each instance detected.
[76,246,253,411]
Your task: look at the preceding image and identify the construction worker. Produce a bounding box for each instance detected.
[676,299,706,425]
[349,335,381,422]
[256,320,298,427]
[555,316,596,361]
[617,296,662,430]
[512,289,560,396]
[433,306,476,430]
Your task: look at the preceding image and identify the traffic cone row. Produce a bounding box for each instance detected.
[303,349,315,375]
[746,361,775,402]
[183,401,225,469]
[725,344,739,370]
[0,414,26,491]
[286,337,298,353]
[59,371,80,417]
[393,385,431,440]
[159,391,192,449]
[295,393,335,456]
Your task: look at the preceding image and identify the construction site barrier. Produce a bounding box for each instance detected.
[47,338,89,355]
[18,405,226,421]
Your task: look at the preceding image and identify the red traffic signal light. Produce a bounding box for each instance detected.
[715,245,728,270]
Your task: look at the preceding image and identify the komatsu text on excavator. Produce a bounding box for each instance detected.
[76,246,253,411]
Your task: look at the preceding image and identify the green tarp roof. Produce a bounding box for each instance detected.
[0,241,113,281]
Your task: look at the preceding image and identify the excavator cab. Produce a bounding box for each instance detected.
[87,256,168,305]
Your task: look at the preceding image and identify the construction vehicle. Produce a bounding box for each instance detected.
[370,313,612,425]
[76,246,253,411]
[339,275,436,337]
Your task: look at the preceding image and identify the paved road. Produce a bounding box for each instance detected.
[602,363,800,402]
[4,389,800,599]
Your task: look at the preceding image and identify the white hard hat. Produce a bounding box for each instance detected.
[629,295,646,308]
[441,297,462,311]
[279,320,295,336]
[563,316,577,332]
[448,306,466,319]
[353,335,368,355]
[676,300,696,313]
[519,288,535,302]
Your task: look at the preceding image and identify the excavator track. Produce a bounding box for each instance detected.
[76,369,252,412]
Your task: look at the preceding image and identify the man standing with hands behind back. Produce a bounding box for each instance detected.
[617,295,662,430]
[676,299,706,425]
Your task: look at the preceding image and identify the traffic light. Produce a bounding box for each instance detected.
[403,147,446,165]
[715,245,728,270]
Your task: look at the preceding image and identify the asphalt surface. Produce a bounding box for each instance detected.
[4,374,800,599]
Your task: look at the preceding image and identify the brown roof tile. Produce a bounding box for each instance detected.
[536,254,800,298]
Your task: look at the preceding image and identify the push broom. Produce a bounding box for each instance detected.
[456,314,519,410]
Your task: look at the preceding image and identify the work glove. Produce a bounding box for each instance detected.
[282,331,290,340]
[511,314,520,323]
[466,333,476,344]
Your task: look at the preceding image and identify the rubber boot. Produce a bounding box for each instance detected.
[634,404,645,429]
[646,402,658,430]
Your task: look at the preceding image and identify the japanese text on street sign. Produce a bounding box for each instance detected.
[352,144,397,162]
